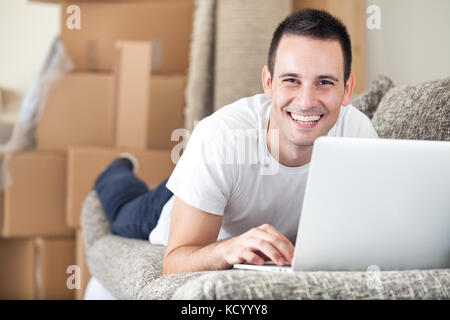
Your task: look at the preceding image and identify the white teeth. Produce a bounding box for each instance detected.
[290,113,321,122]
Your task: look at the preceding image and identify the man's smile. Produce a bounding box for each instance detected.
[287,111,324,129]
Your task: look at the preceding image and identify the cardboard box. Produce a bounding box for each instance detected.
[36,72,115,152]
[60,0,193,73]
[0,239,35,299]
[37,237,76,299]
[74,229,91,300]
[0,237,75,300]
[114,40,186,149]
[114,41,151,149]
[66,147,175,228]
[36,72,186,151]
[0,152,73,237]
[147,74,186,148]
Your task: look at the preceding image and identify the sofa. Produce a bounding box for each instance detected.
[81,76,450,299]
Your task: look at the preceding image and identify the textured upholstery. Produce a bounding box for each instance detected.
[372,77,450,141]
[183,0,217,132]
[351,75,395,119]
[172,269,449,299]
[213,0,292,111]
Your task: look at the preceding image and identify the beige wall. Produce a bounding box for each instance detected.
[0,0,60,120]
[366,0,450,87]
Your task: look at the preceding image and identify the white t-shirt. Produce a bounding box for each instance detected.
[149,94,379,245]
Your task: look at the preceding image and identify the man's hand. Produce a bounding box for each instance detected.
[216,224,295,266]
[163,196,295,274]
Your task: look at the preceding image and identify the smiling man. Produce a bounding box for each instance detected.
[160,9,378,274]
[93,9,379,278]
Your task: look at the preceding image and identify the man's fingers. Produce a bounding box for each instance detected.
[232,224,295,266]
[258,224,294,247]
[240,249,264,265]
[244,238,287,266]
[250,228,293,263]
[252,225,294,263]
[254,250,271,261]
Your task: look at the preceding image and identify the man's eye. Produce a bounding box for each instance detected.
[320,80,333,86]
[284,78,298,84]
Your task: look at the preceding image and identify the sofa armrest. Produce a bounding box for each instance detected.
[81,190,166,299]
[172,269,450,299]
[80,190,211,299]
[80,190,111,249]
[87,234,166,299]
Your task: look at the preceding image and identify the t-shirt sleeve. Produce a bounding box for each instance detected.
[358,113,379,139]
[342,105,379,139]
[165,119,238,216]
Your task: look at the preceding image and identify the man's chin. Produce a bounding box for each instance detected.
[288,131,326,148]
[288,136,315,148]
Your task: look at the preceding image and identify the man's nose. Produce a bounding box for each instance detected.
[293,83,317,110]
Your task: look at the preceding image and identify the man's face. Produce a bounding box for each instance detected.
[263,35,353,151]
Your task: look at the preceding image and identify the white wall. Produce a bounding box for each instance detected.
[0,0,60,121]
[366,0,450,87]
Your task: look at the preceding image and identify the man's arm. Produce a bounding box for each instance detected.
[162,196,295,275]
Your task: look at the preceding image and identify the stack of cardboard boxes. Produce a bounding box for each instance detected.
[1,0,192,299]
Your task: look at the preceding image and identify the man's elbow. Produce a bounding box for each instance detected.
[162,253,174,275]
[162,246,182,275]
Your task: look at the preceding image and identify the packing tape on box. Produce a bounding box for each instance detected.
[149,38,163,73]
[0,36,74,191]
[88,38,161,73]
[34,239,42,300]
[86,39,98,71]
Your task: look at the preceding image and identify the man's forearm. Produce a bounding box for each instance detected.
[163,224,295,274]
[162,239,232,275]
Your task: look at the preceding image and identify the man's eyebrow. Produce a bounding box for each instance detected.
[317,74,339,82]
[279,72,302,78]
[278,73,339,83]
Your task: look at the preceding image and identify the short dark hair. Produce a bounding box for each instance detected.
[268,8,352,83]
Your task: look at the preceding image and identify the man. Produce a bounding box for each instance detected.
[93,9,378,278]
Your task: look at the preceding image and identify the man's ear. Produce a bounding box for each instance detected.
[342,72,355,106]
[262,65,272,99]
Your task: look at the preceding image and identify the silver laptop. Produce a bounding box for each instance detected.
[234,137,450,272]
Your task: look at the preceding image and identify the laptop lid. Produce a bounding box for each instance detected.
[293,137,450,271]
